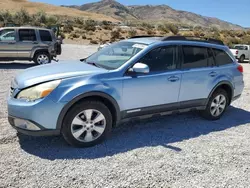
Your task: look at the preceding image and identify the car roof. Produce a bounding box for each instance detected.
[124,37,228,50]
[0,27,51,31]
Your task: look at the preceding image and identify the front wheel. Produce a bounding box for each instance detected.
[62,101,112,147]
[200,89,229,120]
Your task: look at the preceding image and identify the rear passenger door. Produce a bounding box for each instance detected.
[178,45,217,106]
[16,29,38,58]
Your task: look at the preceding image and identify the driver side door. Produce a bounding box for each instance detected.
[121,45,182,117]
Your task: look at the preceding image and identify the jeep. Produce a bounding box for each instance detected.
[0,27,61,64]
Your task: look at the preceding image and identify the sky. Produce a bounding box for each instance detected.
[30,0,250,27]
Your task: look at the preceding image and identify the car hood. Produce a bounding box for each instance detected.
[13,60,108,89]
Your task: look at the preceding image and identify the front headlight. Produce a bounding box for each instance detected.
[17,80,61,101]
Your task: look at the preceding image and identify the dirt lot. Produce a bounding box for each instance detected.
[0,44,250,188]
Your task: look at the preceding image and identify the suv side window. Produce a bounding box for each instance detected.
[39,30,52,42]
[182,46,209,69]
[213,49,233,66]
[0,29,16,41]
[19,29,37,41]
[139,46,176,72]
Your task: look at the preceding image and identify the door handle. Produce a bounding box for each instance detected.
[168,76,179,82]
[33,41,39,44]
[8,42,16,44]
[209,71,217,77]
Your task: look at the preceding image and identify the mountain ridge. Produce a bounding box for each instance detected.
[64,0,243,30]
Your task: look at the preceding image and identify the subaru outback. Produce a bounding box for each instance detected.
[0,27,61,64]
[8,36,244,147]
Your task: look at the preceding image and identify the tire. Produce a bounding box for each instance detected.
[200,89,229,120]
[33,52,51,65]
[62,101,113,147]
[239,55,245,63]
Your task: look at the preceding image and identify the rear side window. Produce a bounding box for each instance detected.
[139,46,176,72]
[213,49,233,66]
[19,29,37,41]
[182,46,209,69]
[39,30,52,42]
[0,29,16,41]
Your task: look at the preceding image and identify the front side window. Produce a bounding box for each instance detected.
[0,29,16,41]
[19,29,37,41]
[182,46,209,69]
[85,41,147,70]
[39,30,52,42]
[139,46,176,72]
[213,49,233,66]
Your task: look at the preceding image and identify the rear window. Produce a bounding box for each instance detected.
[182,46,209,69]
[213,49,233,66]
[39,30,52,42]
[19,29,36,41]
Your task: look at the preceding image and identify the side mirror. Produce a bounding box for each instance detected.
[129,63,149,74]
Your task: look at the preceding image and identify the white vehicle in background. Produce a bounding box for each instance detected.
[230,44,250,63]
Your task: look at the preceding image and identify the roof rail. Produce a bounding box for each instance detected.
[162,36,224,45]
[129,35,163,39]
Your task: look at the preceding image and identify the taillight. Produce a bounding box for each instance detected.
[236,50,238,55]
[237,64,243,73]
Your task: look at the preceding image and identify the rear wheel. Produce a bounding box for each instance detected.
[239,55,245,63]
[34,52,51,65]
[200,89,229,120]
[62,101,112,147]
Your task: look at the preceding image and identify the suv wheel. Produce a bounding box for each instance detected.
[200,89,229,120]
[34,52,51,65]
[62,101,112,147]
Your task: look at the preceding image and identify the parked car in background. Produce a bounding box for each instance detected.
[230,44,250,63]
[0,27,62,64]
[8,36,244,147]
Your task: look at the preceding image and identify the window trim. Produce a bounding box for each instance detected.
[180,45,213,70]
[0,29,16,42]
[124,45,179,76]
[211,48,234,67]
[39,30,53,42]
[18,29,37,42]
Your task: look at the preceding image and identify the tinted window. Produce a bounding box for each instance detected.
[139,46,176,72]
[207,48,216,67]
[0,29,15,41]
[39,30,52,42]
[213,49,233,66]
[182,46,208,69]
[19,29,37,41]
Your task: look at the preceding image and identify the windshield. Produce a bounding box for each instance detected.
[85,41,147,70]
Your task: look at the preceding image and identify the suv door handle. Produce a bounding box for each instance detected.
[209,71,217,77]
[168,76,179,82]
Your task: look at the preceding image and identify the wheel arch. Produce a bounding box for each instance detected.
[56,91,121,130]
[207,81,234,105]
[31,48,49,59]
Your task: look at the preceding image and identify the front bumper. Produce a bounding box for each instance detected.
[8,116,60,136]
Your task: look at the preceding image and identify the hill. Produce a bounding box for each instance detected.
[0,0,116,22]
[65,0,242,30]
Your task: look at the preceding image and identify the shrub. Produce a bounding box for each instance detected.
[147,29,154,35]
[111,30,121,41]
[63,24,74,33]
[82,34,87,39]
[128,29,137,37]
[0,10,13,23]
[69,32,80,39]
[103,25,113,30]
[157,24,169,34]
[90,40,98,44]
[14,9,31,25]
[165,23,179,35]
[84,20,96,31]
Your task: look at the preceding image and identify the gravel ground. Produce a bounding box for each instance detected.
[0,44,250,188]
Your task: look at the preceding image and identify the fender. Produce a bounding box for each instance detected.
[30,47,49,59]
[56,91,121,130]
[206,81,234,105]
